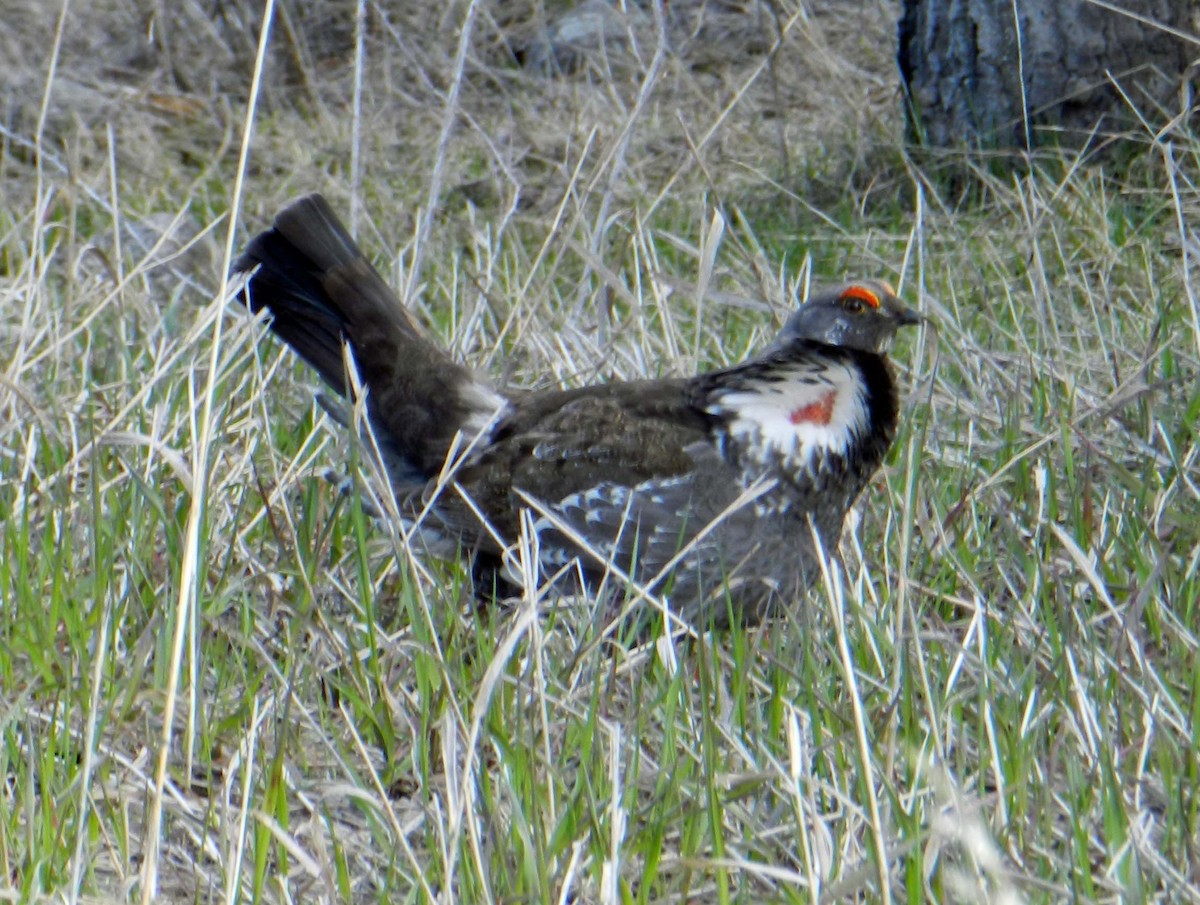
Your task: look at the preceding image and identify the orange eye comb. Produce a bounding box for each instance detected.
[840,284,882,308]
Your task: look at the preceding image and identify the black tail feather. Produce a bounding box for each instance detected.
[232,194,508,482]
[235,195,371,394]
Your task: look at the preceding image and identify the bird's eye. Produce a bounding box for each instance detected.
[839,284,881,314]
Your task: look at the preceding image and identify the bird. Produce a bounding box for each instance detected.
[231,193,922,630]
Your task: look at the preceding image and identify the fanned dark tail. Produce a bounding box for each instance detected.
[233,194,508,481]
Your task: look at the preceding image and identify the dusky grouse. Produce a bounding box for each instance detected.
[233,194,921,628]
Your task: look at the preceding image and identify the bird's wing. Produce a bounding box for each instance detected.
[416,379,718,553]
[523,438,769,589]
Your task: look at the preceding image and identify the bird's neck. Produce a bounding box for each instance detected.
[705,347,899,481]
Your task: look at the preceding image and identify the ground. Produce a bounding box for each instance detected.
[0,0,1197,902]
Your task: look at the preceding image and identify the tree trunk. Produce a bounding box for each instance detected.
[898,0,1200,151]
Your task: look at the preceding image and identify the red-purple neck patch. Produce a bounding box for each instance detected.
[789,389,837,425]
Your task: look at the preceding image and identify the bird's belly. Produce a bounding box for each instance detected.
[523,462,855,627]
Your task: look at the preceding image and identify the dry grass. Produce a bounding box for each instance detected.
[1,1,1198,902]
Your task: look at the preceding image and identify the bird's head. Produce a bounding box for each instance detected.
[776,280,922,354]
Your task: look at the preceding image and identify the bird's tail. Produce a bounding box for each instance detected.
[233,193,508,481]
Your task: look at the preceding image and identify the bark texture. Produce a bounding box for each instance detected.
[898,0,1200,150]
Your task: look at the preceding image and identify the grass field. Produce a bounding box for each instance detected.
[1,1,1198,902]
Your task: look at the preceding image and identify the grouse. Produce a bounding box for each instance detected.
[232,194,921,628]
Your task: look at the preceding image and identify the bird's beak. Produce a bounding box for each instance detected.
[895,307,925,327]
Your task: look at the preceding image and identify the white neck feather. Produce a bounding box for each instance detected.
[708,360,868,467]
